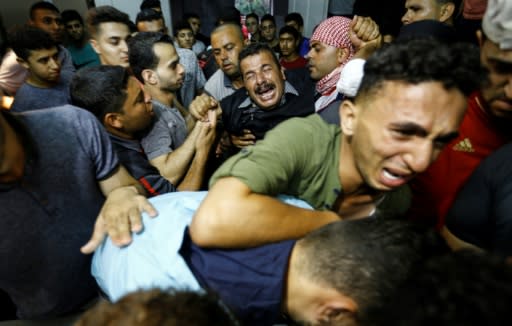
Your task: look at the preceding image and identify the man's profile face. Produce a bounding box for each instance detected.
[211,26,245,78]
[23,46,61,87]
[260,19,276,42]
[91,22,131,67]
[479,38,512,118]
[175,28,195,49]
[240,50,285,111]
[137,19,168,34]
[0,114,26,184]
[279,32,299,58]
[307,40,343,81]
[401,0,443,25]
[30,9,64,43]
[65,19,84,41]
[345,81,467,191]
[153,42,185,92]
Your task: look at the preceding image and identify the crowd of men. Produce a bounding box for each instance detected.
[0,0,511,325]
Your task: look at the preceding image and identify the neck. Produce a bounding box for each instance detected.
[338,136,374,196]
[230,76,244,90]
[106,126,136,140]
[148,86,175,107]
[26,75,56,89]
[282,52,300,62]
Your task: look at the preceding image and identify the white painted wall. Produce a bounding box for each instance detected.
[94,0,173,33]
[288,0,329,37]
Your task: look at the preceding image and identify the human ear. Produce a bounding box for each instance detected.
[104,112,123,129]
[317,298,357,325]
[439,3,455,23]
[340,100,358,136]
[142,69,157,85]
[337,48,348,65]
[89,39,101,55]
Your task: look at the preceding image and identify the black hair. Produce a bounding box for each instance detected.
[61,9,83,25]
[86,6,132,36]
[9,25,58,61]
[215,6,241,27]
[30,1,60,20]
[135,8,163,25]
[128,31,174,82]
[173,20,193,36]
[70,65,130,121]
[183,12,200,21]
[260,14,276,25]
[356,39,484,102]
[238,42,280,73]
[284,12,304,27]
[279,25,300,41]
[246,12,259,22]
[140,0,161,11]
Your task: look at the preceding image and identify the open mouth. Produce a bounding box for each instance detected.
[255,83,276,101]
[380,168,412,188]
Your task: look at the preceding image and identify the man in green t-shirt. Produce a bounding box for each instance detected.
[191,39,483,248]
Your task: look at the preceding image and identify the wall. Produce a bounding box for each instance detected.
[288,0,329,37]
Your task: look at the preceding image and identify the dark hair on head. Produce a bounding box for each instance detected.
[238,42,280,74]
[128,31,174,82]
[279,25,300,41]
[9,25,58,61]
[246,12,259,22]
[396,20,458,44]
[363,250,512,326]
[296,218,449,322]
[173,20,193,36]
[61,9,83,25]
[74,288,240,326]
[29,1,59,20]
[284,12,304,27]
[260,14,276,25]
[215,6,241,26]
[356,39,484,102]
[140,0,161,11]
[183,12,200,21]
[136,8,163,25]
[70,65,129,121]
[86,6,131,36]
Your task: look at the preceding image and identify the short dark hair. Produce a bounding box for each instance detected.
[183,12,200,21]
[215,6,241,26]
[246,13,259,22]
[70,65,130,121]
[61,9,83,25]
[135,9,163,25]
[279,25,300,41]
[86,6,132,37]
[75,289,240,326]
[9,26,58,61]
[29,1,59,20]
[128,32,174,82]
[260,14,275,25]
[296,218,448,321]
[173,20,193,36]
[238,42,280,74]
[284,12,304,27]
[364,250,512,325]
[140,0,161,11]
[356,39,484,102]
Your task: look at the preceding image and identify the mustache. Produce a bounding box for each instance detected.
[255,81,275,94]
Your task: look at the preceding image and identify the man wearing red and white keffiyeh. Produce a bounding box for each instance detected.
[307,15,380,113]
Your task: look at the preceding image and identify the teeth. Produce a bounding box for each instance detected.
[383,169,402,180]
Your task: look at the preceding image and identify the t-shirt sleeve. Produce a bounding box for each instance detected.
[210,117,309,195]
[71,107,119,180]
[140,118,175,160]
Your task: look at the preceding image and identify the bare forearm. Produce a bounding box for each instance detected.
[190,179,339,248]
[177,149,209,191]
[150,134,197,184]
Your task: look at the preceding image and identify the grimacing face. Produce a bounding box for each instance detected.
[211,26,245,79]
[240,50,285,111]
[343,81,467,191]
[479,37,512,118]
[91,22,131,67]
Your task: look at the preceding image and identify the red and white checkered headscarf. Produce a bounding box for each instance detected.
[311,16,355,99]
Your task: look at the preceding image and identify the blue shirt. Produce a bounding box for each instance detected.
[92,191,312,324]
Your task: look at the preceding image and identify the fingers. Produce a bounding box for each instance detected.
[351,16,380,42]
[207,109,218,128]
[80,217,106,254]
[189,93,217,121]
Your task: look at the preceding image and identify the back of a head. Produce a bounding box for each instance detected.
[140,0,161,11]
[135,8,163,26]
[29,1,60,20]
[86,6,131,37]
[296,218,448,320]
[74,289,239,326]
[128,31,173,82]
[9,25,57,61]
[356,39,484,103]
[396,19,457,43]
[61,9,83,25]
[70,65,128,120]
[284,12,304,27]
[365,250,512,326]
